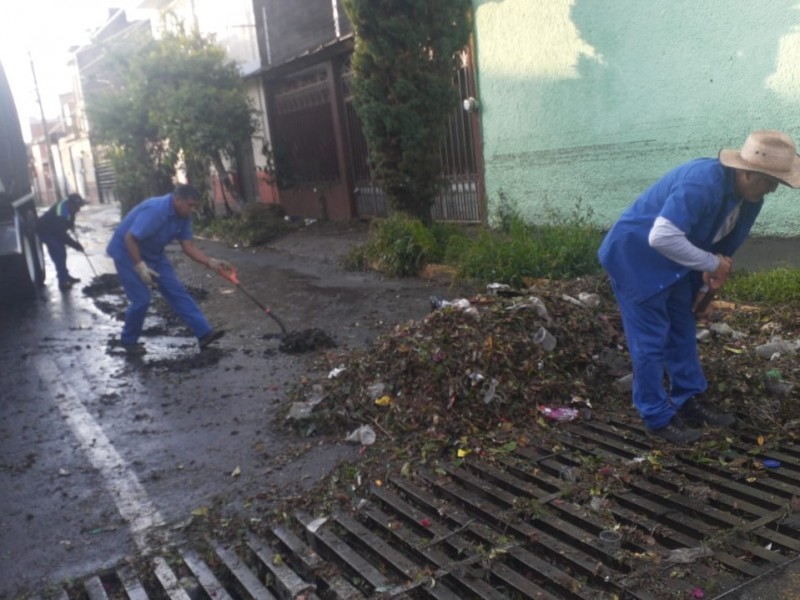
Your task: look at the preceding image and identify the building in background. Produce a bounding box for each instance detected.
[28,115,65,206]
[34,0,484,222]
[250,0,484,222]
[26,9,151,207]
[70,9,152,205]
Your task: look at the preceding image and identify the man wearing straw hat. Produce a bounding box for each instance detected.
[598,130,800,444]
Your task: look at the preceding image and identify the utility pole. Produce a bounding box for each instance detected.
[29,51,62,202]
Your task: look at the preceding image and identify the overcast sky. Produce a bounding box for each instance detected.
[0,0,142,124]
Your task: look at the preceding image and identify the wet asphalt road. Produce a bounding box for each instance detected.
[0,203,474,598]
[2,203,798,598]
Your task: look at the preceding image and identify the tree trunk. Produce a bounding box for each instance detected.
[211,153,240,216]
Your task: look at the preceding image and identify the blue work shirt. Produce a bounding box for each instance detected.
[598,158,761,302]
[107,193,193,263]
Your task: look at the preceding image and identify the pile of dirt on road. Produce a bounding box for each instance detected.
[83,273,336,361]
[288,275,800,469]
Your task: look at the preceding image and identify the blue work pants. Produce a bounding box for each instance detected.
[40,234,70,283]
[114,254,212,345]
[610,275,707,429]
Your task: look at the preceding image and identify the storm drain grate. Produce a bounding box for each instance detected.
[39,418,800,599]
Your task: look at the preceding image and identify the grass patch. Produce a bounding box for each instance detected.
[452,214,604,286]
[195,203,294,246]
[724,267,800,305]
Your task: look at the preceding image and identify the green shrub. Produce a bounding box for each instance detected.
[342,213,438,276]
[429,222,470,263]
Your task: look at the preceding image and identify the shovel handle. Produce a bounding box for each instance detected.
[218,264,240,285]
[694,290,716,315]
[220,266,288,334]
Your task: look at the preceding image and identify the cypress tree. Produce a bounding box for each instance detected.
[344,0,472,223]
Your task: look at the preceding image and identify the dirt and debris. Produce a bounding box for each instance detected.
[83,273,337,364]
[279,328,337,354]
[284,274,800,497]
[243,274,800,598]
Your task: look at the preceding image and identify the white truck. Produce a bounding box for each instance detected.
[0,60,45,302]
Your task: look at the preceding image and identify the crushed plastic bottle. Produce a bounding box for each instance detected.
[430,296,472,311]
[532,327,557,352]
[538,405,580,422]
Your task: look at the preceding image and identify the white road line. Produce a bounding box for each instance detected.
[34,357,165,550]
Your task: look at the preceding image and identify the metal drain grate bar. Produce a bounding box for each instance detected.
[566,425,800,556]
[246,530,317,599]
[531,441,783,570]
[295,510,391,594]
[180,547,234,600]
[83,575,109,600]
[152,556,192,600]
[211,540,277,600]
[270,523,362,600]
[116,565,149,600]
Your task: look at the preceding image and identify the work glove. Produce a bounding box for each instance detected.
[208,257,233,274]
[134,261,159,286]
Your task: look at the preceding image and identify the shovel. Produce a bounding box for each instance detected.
[72,231,98,277]
[218,266,287,334]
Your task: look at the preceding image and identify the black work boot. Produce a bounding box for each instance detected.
[199,329,225,350]
[646,415,702,445]
[121,342,147,356]
[678,396,736,428]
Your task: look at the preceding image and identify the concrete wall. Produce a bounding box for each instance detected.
[472,0,800,235]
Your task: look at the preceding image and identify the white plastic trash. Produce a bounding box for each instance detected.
[346,425,376,445]
[533,327,557,352]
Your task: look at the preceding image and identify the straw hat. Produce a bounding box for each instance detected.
[719,130,800,188]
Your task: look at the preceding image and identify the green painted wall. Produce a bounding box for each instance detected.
[472,0,800,235]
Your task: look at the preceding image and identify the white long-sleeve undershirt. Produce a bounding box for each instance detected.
[648,216,720,272]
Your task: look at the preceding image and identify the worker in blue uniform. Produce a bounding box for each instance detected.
[599,130,800,444]
[107,184,232,355]
[36,193,86,290]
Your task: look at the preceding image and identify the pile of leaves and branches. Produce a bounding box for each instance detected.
[282,274,800,513]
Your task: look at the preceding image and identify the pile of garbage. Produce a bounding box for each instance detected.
[287,275,800,461]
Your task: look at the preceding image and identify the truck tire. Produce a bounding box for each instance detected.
[31,229,45,286]
[0,233,40,302]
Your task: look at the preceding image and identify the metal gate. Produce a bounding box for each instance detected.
[271,67,340,188]
[343,50,484,223]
